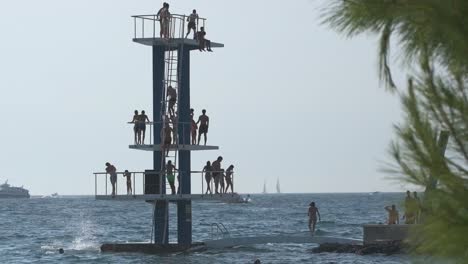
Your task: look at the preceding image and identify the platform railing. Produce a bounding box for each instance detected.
[128,121,193,146]
[94,170,235,197]
[132,14,207,40]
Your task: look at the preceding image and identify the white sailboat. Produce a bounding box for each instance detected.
[276,178,281,194]
[262,180,267,194]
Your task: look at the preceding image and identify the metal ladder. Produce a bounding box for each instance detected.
[210,223,230,240]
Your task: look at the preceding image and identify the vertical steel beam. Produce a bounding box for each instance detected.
[177,45,192,245]
[150,45,169,245]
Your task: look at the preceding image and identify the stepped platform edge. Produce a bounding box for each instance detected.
[101,243,206,254]
[133,37,224,49]
[129,144,219,151]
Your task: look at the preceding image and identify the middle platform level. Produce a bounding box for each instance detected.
[129,144,219,151]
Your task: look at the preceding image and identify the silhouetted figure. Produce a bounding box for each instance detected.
[167,85,177,117]
[161,121,173,156]
[211,156,223,194]
[385,204,399,225]
[191,109,198,145]
[225,165,234,193]
[105,162,117,196]
[195,27,212,52]
[219,169,225,194]
[403,190,416,224]
[123,170,132,195]
[197,109,209,145]
[157,2,171,38]
[131,110,139,144]
[138,110,151,145]
[308,202,321,233]
[203,161,212,194]
[165,160,177,195]
[185,9,199,38]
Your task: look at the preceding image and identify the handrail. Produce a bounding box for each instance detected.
[132,13,207,40]
[210,223,230,240]
[93,170,235,197]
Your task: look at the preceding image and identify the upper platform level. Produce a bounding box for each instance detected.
[132,14,224,49]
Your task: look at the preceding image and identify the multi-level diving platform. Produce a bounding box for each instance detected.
[93,9,226,250]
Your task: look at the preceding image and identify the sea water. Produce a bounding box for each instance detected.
[1,193,430,263]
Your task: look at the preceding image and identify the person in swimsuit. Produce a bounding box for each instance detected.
[157,2,170,38]
[225,165,234,193]
[165,160,177,194]
[138,110,151,145]
[385,205,399,225]
[185,9,199,39]
[131,110,139,145]
[197,109,209,145]
[123,170,132,195]
[195,27,212,52]
[161,121,173,156]
[219,169,225,194]
[308,202,321,233]
[203,161,212,194]
[167,85,177,117]
[191,109,198,145]
[105,162,117,196]
[211,156,223,194]
[403,190,416,224]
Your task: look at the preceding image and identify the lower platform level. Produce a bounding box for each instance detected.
[101,243,206,254]
[95,193,248,203]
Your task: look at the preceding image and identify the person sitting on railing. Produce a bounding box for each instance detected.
[191,109,198,145]
[164,160,177,195]
[185,9,199,39]
[137,110,151,145]
[211,156,223,194]
[167,85,177,117]
[196,109,209,145]
[203,161,212,194]
[161,121,173,156]
[225,165,234,194]
[130,110,139,145]
[105,162,117,196]
[123,170,132,195]
[157,2,171,38]
[195,27,212,52]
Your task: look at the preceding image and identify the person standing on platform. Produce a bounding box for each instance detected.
[225,165,234,193]
[130,110,140,145]
[157,2,170,38]
[167,85,177,117]
[211,156,223,194]
[203,161,212,194]
[219,169,225,194]
[185,9,199,39]
[123,170,132,195]
[169,114,178,145]
[385,204,399,225]
[165,160,177,195]
[308,202,321,233]
[138,110,151,145]
[105,162,117,196]
[197,109,209,145]
[190,108,198,145]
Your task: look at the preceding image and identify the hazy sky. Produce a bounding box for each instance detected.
[0,0,409,195]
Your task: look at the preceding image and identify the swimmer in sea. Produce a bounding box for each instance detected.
[308,202,321,233]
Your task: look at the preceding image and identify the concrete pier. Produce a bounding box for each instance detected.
[363,224,412,244]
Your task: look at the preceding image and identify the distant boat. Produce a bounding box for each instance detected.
[262,181,267,194]
[276,178,281,194]
[51,193,59,198]
[0,180,30,199]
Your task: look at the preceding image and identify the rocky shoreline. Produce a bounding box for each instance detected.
[312,241,406,255]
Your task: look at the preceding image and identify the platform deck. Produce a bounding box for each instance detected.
[129,144,219,151]
[96,193,242,201]
[133,38,224,50]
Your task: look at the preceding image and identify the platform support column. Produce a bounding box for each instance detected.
[177,45,192,245]
[151,45,169,245]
